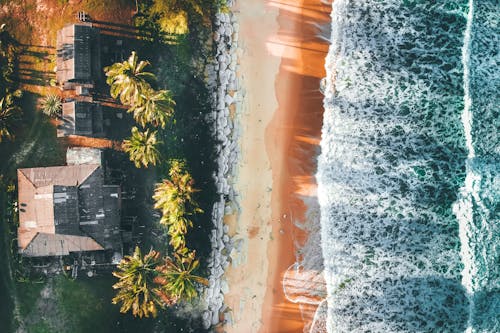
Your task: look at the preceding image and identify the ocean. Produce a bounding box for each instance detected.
[317,1,499,332]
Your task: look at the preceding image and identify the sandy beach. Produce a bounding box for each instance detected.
[223,0,331,332]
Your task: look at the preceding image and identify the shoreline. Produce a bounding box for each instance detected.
[263,0,331,331]
[223,0,331,332]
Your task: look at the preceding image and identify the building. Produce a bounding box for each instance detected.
[57,101,104,137]
[56,23,101,89]
[17,148,122,257]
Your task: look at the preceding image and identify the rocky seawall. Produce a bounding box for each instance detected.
[201,1,241,329]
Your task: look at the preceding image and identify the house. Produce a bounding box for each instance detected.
[57,101,104,137]
[17,148,122,257]
[56,23,101,89]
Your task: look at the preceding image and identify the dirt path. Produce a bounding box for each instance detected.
[61,135,123,150]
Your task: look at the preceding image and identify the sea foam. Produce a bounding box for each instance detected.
[317,0,498,332]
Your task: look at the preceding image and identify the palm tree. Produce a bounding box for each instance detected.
[153,178,192,251]
[129,88,175,128]
[112,247,176,318]
[153,161,202,250]
[122,127,161,168]
[0,95,21,143]
[40,94,62,117]
[155,251,208,301]
[104,51,156,106]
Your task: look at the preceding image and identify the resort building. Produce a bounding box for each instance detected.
[17,148,122,257]
[56,23,101,89]
[57,100,104,137]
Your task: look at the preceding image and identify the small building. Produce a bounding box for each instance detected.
[66,147,103,165]
[57,101,104,137]
[17,148,121,257]
[56,23,101,89]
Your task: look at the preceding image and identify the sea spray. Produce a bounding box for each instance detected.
[453,0,500,332]
[454,0,475,331]
[315,0,499,331]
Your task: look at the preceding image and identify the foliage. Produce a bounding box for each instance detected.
[112,247,172,318]
[0,24,21,143]
[150,0,204,35]
[0,94,22,142]
[153,160,202,251]
[122,126,161,168]
[105,51,176,130]
[134,0,211,40]
[129,88,175,128]
[155,251,208,301]
[104,51,156,106]
[0,24,17,95]
[112,247,206,317]
[40,94,62,118]
[215,0,230,13]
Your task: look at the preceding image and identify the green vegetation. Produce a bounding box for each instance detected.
[122,127,161,168]
[155,250,208,301]
[105,52,176,167]
[40,94,62,118]
[0,24,22,143]
[149,0,205,35]
[134,0,203,38]
[0,94,21,142]
[107,49,209,317]
[131,88,175,128]
[132,0,232,44]
[0,0,221,328]
[112,247,166,318]
[105,51,157,106]
[153,160,202,252]
[0,24,17,93]
[112,246,207,318]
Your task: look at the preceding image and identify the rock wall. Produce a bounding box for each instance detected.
[202,1,240,330]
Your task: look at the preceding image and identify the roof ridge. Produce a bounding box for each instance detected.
[78,164,101,186]
[23,231,40,250]
[18,169,37,188]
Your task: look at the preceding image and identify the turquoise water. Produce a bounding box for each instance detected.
[318,1,499,332]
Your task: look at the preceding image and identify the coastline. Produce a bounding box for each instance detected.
[224,0,331,332]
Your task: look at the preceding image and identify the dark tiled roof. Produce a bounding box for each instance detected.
[17,164,122,257]
[53,185,81,236]
[56,24,100,83]
[59,101,104,137]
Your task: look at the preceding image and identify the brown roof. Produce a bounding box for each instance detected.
[22,233,103,257]
[17,165,100,252]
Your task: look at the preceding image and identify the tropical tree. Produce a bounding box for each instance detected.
[112,247,177,318]
[149,0,205,35]
[129,88,175,128]
[0,94,21,142]
[153,161,202,250]
[104,51,156,106]
[122,127,161,168]
[40,94,62,117]
[155,251,208,301]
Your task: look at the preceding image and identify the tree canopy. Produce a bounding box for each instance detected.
[153,160,202,251]
[112,247,207,317]
[104,51,156,106]
[129,88,175,128]
[122,127,161,168]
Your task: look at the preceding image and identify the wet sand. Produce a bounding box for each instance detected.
[224,0,331,332]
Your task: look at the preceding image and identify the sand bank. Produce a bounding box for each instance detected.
[223,0,331,332]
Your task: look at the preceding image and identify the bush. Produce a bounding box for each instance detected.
[40,94,62,117]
